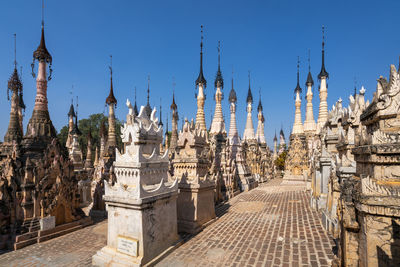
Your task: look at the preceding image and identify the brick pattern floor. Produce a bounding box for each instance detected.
[0,179,335,267]
[0,221,107,267]
[158,179,335,267]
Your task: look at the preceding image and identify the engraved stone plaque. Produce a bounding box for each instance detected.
[117,235,138,257]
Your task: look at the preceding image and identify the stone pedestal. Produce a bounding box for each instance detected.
[177,177,215,234]
[317,156,331,208]
[93,190,179,266]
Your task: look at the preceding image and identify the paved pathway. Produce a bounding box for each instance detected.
[0,221,107,267]
[0,179,334,266]
[158,179,335,267]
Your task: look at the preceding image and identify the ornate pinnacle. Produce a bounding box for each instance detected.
[295,57,302,94]
[195,25,207,88]
[106,55,117,105]
[318,25,329,80]
[214,41,224,88]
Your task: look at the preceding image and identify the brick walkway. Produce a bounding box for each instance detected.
[0,221,107,267]
[157,179,335,267]
[0,179,334,267]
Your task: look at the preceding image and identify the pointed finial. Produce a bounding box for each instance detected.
[257,88,263,112]
[134,86,137,102]
[133,86,138,116]
[295,57,302,95]
[13,34,17,69]
[172,76,176,96]
[159,97,163,126]
[318,25,329,79]
[76,95,79,119]
[248,70,251,89]
[246,71,253,103]
[41,0,44,28]
[354,77,357,98]
[306,50,314,87]
[231,66,234,89]
[147,75,150,105]
[200,25,204,61]
[71,85,74,105]
[214,40,224,88]
[297,56,300,82]
[195,25,207,88]
[106,55,117,106]
[217,41,221,69]
[109,55,113,78]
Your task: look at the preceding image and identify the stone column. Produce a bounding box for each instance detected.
[228,102,238,142]
[318,153,331,209]
[210,86,226,134]
[195,84,206,131]
[243,102,255,140]
[317,77,328,133]
[304,81,317,133]
[108,104,116,148]
[292,90,304,134]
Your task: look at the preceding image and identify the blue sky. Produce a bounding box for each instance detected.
[0,0,399,147]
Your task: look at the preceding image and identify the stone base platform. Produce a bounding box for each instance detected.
[13,217,93,250]
[281,174,306,185]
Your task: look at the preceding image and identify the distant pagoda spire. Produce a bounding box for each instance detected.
[195,25,207,88]
[354,77,357,99]
[292,57,304,134]
[25,0,56,140]
[256,89,266,144]
[228,70,239,143]
[70,96,81,136]
[210,40,226,134]
[246,71,253,103]
[170,90,179,152]
[4,33,23,143]
[195,25,207,131]
[306,49,314,87]
[316,26,329,133]
[294,57,302,94]
[214,41,224,89]
[133,86,138,116]
[143,75,152,117]
[228,74,237,104]
[304,50,317,133]
[68,102,76,118]
[159,98,163,126]
[257,89,263,113]
[243,71,255,141]
[105,55,117,106]
[106,55,117,148]
[165,115,169,135]
[32,0,52,69]
[318,25,329,80]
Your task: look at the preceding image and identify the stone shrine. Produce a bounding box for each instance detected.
[93,101,178,266]
[172,119,215,234]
